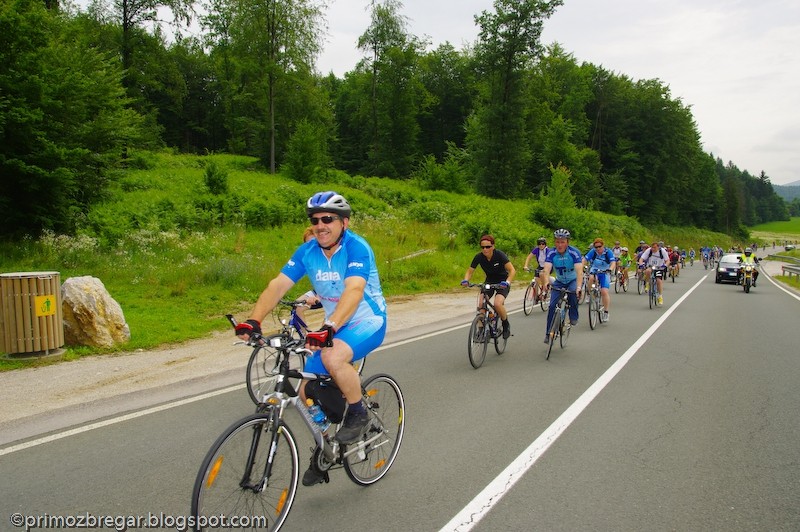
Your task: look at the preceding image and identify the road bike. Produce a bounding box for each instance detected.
[231,302,366,406]
[668,263,677,283]
[587,269,611,330]
[191,330,404,532]
[466,283,508,369]
[522,267,550,315]
[545,286,575,360]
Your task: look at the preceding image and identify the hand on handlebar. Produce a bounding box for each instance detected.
[306,324,335,349]
[234,319,262,339]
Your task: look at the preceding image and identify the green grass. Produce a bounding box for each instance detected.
[0,150,741,370]
[750,217,800,245]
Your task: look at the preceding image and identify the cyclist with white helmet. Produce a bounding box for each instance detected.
[235,191,387,485]
[541,229,584,344]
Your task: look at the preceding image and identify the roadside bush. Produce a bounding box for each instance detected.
[204,160,229,195]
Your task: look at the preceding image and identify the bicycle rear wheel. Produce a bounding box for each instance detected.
[191,414,298,532]
[621,274,629,292]
[493,316,507,355]
[523,284,535,316]
[344,374,405,486]
[468,315,488,369]
[247,340,305,405]
[540,286,550,311]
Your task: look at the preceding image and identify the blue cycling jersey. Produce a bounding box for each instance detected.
[546,246,583,283]
[281,230,387,323]
[584,248,616,273]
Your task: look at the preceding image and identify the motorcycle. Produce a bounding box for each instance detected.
[739,264,755,293]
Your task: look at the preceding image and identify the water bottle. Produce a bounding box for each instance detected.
[488,311,496,336]
[306,399,331,433]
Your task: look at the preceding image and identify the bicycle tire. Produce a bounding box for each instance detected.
[523,284,535,316]
[468,315,488,369]
[614,273,621,293]
[649,284,656,309]
[546,309,560,360]
[621,275,629,292]
[637,276,645,295]
[246,339,306,405]
[588,292,598,330]
[344,373,405,486]
[191,413,299,532]
[493,315,507,355]
[559,309,570,348]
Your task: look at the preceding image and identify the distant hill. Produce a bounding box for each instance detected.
[774,183,800,202]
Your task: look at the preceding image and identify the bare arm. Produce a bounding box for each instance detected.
[505,261,516,283]
[326,276,366,330]
[248,273,295,324]
[463,266,476,283]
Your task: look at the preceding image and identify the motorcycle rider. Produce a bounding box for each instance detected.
[737,247,760,287]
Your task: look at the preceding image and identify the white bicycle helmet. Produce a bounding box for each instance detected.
[306,191,352,218]
[553,228,571,240]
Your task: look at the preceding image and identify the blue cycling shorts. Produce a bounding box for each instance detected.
[303,315,387,375]
[593,272,611,290]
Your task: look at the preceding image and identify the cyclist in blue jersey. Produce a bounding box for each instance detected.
[235,191,387,464]
[541,228,584,344]
[583,237,617,322]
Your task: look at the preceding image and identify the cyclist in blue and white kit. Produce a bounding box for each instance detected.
[235,191,386,464]
[583,237,617,322]
[541,229,584,344]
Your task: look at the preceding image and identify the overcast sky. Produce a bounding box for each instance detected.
[318,0,800,185]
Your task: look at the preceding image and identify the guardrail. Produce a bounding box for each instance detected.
[769,254,800,264]
[782,264,800,279]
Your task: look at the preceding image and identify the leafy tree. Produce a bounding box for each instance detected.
[0,0,144,237]
[416,44,475,161]
[467,0,563,197]
[281,118,329,183]
[208,0,326,172]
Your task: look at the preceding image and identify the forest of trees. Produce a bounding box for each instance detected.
[0,0,789,239]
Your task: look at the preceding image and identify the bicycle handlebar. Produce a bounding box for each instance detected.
[465,282,507,290]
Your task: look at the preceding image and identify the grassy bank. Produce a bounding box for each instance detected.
[0,151,739,369]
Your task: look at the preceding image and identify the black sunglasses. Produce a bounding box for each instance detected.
[481,245,493,249]
[594,245,603,248]
[309,215,340,225]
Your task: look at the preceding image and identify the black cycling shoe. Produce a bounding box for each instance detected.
[502,321,511,339]
[335,410,369,444]
[302,454,329,486]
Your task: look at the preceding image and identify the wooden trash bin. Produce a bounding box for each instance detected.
[0,271,65,357]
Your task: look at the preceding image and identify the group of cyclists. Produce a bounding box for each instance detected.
[466,229,705,346]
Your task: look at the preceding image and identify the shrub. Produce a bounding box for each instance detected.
[204,160,229,195]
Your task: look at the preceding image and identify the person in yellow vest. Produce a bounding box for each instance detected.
[737,247,760,287]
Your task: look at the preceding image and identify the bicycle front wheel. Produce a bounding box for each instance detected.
[191,414,299,532]
[614,273,621,293]
[546,312,559,360]
[468,315,488,369]
[559,311,571,348]
[344,374,405,486]
[588,293,599,330]
[523,284,535,316]
[621,274,629,292]
[247,339,305,405]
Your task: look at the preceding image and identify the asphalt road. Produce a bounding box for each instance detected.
[1,262,799,532]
